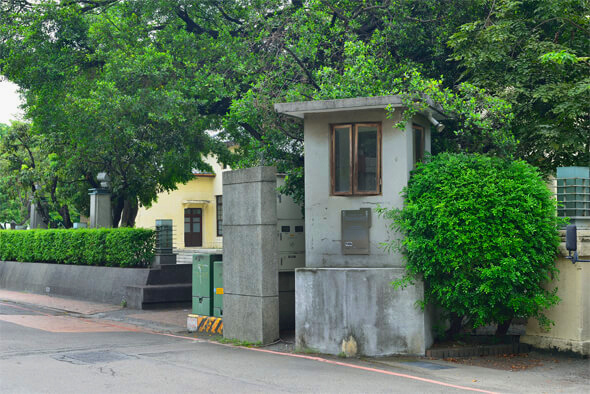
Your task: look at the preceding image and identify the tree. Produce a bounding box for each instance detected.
[2,0,513,211]
[379,153,563,335]
[0,1,228,226]
[0,121,80,227]
[0,123,30,225]
[449,0,590,173]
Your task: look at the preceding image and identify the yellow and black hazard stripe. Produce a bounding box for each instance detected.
[188,314,223,334]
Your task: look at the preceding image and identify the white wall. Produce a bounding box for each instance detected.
[303,109,430,268]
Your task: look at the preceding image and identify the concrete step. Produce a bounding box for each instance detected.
[146,265,191,285]
[126,284,191,310]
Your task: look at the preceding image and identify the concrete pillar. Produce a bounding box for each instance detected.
[88,189,112,228]
[222,166,279,344]
[29,201,48,229]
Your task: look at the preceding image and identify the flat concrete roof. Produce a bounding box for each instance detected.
[274,95,447,119]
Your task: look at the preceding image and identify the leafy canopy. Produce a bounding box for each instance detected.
[0,0,516,212]
[449,0,590,172]
[1,0,586,218]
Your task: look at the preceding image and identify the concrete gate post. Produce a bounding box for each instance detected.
[222,166,279,344]
[88,189,112,228]
[29,201,48,229]
[89,172,112,229]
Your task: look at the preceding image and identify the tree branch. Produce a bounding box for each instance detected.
[176,7,219,39]
[214,1,243,25]
[239,122,263,141]
[283,46,321,91]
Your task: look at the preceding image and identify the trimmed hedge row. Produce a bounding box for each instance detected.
[0,228,155,267]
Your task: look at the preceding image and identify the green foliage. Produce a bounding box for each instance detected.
[0,0,494,207]
[1,0,585,209]
[0,1,226,226]
[379,153,563,329]
[0,121,80,227]
[449,0,590,172]
[312,44,516,157]
[0,228,155,267]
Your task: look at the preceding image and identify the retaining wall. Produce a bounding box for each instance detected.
[0,260,150,305]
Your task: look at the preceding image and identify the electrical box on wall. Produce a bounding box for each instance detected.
[279,253,305,271]
[341,208,371,255]
[278,220,305,271]
[279,221,305,253]
[277,175,305,271]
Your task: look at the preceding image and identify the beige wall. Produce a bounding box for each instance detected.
[521,227,590,355]
[135,155,226,249]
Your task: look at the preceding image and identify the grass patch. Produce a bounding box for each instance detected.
[217,337,262,348]
[295,347,321,355]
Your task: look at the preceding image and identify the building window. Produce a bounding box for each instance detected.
[216,195,223,236]
[330,123,381,195]
[413,124,425,167]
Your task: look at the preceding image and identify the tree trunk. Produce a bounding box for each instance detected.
[495,319,512,337]
[446,312,464,338]
[120,197,138,227]
[36,201,51,227]
[111,195,124,228]
[58,205,73,228]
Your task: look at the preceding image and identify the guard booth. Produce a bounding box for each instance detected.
[275,95,447,356]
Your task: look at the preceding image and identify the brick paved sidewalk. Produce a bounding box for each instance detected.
[0,289,190,333]
[0,289,122,315]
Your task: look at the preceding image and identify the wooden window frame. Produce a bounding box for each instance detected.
[412,124,425,167]
[330,124,353,195]
[330,123,382,196]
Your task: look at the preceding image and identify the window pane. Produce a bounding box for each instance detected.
[357,126,378,192]
[184,223,190,232]
[216,195,223,237]
[193,223,200,233]
[413,127,424,166]
[334,127,351,193]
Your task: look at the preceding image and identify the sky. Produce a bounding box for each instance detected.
[0,79,24,125]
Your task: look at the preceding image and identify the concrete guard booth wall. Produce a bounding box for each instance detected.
[275,96,443,356]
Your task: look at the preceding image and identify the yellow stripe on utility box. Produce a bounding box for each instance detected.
[215,288,224,295]
[187,314,223,334]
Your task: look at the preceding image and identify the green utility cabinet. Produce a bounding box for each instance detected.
[213,261,223,317]
[192,253,222,316]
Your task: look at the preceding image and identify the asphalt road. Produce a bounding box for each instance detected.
[0,301,588,393]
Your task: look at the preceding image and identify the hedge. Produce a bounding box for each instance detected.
[379,153,562,332]
[0,228,155,268]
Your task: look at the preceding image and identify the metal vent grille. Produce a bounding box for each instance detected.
[557,167,590,219]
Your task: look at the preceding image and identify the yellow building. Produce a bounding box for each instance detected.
[135,155,226,261]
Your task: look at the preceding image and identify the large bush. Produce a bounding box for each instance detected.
[380,153,562,332]
[0,228,155,267]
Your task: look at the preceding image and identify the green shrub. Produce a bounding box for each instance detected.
[0,228,155,268]
[379,153,562,331]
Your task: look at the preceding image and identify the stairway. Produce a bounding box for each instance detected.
[125,265,192,310]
